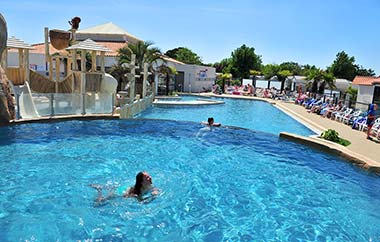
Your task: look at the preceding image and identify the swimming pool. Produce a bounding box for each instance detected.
[0,119,379,241]
[139,96,315,136]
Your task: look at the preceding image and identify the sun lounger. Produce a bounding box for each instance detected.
[342,110,362,124]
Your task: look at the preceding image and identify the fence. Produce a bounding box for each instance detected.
[15,92,115,120]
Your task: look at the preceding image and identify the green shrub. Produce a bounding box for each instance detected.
[320,129,351,146]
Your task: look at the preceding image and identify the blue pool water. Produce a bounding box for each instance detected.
[140,96,315,136]
[0,120,379,241]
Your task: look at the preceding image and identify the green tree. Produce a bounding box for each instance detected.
[307,68,325,94]
[118,41,163,72]
[216,73,232,92]
[117,41,163,94]
[306,69,336,95]
[300,64,318,77]
[328,51,357,81]
[345,85,358,103]
[249,70,261,88]
[277,70,293,91]
[231,44,262,80]
[262,64,292,91]
[109,64,129,91]
[355,65,376,76]
[165,47,202,65]
[279,62,302,75]
[213,58,232,73]
[262,64,280,80]
[319,72,336,95]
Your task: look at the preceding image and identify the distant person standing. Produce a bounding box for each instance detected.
[366,104,378,140]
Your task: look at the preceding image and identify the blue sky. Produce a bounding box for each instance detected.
[2,0,380,72]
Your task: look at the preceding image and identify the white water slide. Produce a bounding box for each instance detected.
[9,80,39,119]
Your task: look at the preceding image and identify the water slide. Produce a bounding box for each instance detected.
[102,73,118,93]
[8,80,40,119]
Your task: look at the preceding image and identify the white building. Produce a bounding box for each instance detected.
[154,57,215,94]
[352,76,380,110]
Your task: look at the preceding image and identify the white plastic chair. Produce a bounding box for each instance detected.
[342,110,362,124]
[372,124,380,139]
[335,108,353,122]
[361,117,380,132]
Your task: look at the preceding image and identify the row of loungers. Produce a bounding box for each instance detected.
[297,98,380,139]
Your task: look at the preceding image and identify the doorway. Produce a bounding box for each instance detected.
[373,86,380,105]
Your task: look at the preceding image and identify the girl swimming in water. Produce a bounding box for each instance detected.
[90,171,159,204]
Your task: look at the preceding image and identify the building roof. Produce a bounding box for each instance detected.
[161,55,185,65]
[20,43,67,56]
[7,36,34,49]
[77,22,141,43]
[352,76,380,86]
[94,41,127,56]
[21,41,122,57]
[66,39,111,52]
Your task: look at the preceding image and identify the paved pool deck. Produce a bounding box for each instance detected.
[199,93,380,170]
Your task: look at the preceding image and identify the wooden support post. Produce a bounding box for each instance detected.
[67,56,72,74]
[81,49,86,72]
[100,51,105,73]
[72,50,77,71]
[18,49,24,82]
[55,57,60,92]
[49,55,53,81]
[80,49,86,114]
[81,49,86,97]
[129,54,136,101]
[91,50,96,72]
[100,51,106,89]
[142,63,148,98]
[18,49,23,68]
[44,27,49,65]
[25,49,30,82]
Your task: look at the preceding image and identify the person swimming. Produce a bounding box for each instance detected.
[201,117,221,127]
[90,171,159,204]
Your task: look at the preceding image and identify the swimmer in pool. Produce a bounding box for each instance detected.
[90,171,159,204]
[201,117,221,127]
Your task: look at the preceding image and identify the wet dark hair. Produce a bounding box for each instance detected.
[207,117,214,124]
[133,172,145,196]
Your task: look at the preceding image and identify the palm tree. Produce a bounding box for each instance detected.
[109,64,129,91]
[319,72,336,96]
[117,41,164,95]
[118,41,163,72]
[306,69,324,97]
[249,70,261,88]
[157,64,177,95]
[277,70,292,91]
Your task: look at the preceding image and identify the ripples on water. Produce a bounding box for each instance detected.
[0,120,379,241]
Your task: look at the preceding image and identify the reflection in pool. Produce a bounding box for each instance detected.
[0,120,379,241]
